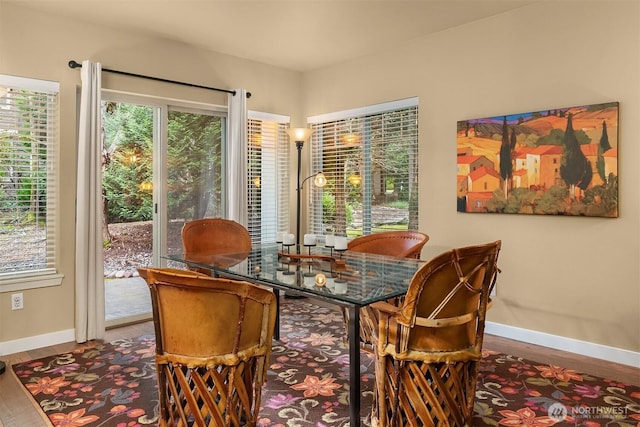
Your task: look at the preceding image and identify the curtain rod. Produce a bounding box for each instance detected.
[68,60,251,98]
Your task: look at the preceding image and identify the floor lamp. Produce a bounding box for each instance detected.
[287,128,327,246]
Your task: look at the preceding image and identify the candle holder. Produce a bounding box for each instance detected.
[276,235,285,271]
[303,242,316,276]
[282,242,295,275]
[334,248,347,283]
[325,239,334,257]
[333,279,348,294]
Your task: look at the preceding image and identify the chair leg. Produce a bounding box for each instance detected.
[374,358,480,427]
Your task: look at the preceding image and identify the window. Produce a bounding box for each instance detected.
[308,98,419,237]
[0,75,61,289]
[247,112,290,244]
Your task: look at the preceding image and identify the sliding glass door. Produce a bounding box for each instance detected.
[101,94,225,326]
[165,108,225,257]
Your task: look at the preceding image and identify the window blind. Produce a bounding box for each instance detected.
[308,99,419,238]
[247,112,290,244]
[0,75,59,278]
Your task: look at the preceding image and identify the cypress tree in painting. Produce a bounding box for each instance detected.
[560,113,591,199]
[596,120,611,182]
[499,116,512,196]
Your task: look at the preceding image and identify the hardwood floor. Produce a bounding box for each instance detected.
[1,321,638,427]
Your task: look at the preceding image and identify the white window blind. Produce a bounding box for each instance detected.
[0,75,59,280]
[247,112,290,244]
[308,98,419,238]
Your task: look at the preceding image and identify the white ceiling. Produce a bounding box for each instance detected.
[12,0,538,72]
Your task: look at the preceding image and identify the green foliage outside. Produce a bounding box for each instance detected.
[166,111,222,220]
[102,103,153,224]
[0,92,49,228]
[102,103,223,227]
[321,111,416,235]
[322,192,353,230]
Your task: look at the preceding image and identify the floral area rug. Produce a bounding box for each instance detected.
[12,300,640,427]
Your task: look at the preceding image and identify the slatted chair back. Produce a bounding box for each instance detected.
[181,218,251,274]
[139,267,277,427]
[371,240,501,427]
[343,230,430,350]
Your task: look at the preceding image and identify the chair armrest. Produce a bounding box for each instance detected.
[371,300,400,315]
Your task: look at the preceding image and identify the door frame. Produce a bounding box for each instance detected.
[101,90,227,326]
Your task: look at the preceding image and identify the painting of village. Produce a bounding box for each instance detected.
[456,102,618,217]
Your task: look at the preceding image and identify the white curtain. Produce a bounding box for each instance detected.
[75,60,105,343]
[227,89,248,226]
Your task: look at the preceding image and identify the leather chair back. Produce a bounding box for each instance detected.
[371,240,501,426]
[347,230,429,259]
[139,267,277,426]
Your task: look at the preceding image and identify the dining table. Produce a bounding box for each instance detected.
[164,242,450,426]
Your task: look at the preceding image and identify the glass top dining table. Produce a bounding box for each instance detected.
[164,242,449,426]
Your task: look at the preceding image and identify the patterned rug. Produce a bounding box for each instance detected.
[11,300,640,427]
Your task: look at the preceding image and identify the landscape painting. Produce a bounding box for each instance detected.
[456,102,618,217]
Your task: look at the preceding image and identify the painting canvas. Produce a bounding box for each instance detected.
[456,102,619,217]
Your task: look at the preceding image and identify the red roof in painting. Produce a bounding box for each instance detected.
[515,147,536,159]
[580,144,599,156]
[468,166,501,181]
[457,155,483,164]
[531,145,563,155]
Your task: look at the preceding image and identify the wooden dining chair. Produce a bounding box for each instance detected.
[343,230,430,350]
[139,267,277,427]
[347,230,429,259]
[370,240,501,427]
[181,217,252,275]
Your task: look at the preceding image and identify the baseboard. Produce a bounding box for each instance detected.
[0,329,75,356]
[486,321,640,368]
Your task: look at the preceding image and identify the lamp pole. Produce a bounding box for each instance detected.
[287,127,315,246]
[287,127,327,247]
[295,140,304,247]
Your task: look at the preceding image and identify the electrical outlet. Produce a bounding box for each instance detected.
[11,293,23,310]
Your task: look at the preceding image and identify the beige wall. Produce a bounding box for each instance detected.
[1,1,639,355]
[303,1,640,352]
[0,3,302,343]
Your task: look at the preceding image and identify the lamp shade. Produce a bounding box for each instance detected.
[314,172,328,187]
[287,127,314,142]
[341,133,361,145]
[348,172,362,186]
[139,181,153,191]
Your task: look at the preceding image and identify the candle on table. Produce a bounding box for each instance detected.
[325,234,334,247]
[283,233,295,245]
[304,234,316,246]
[315,273,326,287]
[334,236,348,250]
[334,280,347,294]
